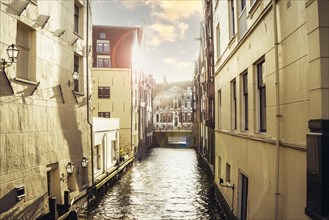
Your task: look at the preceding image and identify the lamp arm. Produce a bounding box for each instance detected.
[1,59,13,69]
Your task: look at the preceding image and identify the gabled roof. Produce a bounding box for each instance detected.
[163,86,188,94]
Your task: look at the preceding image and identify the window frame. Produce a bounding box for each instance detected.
[16,22,36,81]
[242,72,248,131]
[257,59,266,132]
[98,112,111,118]
[73,54,80,92]
[229,0,236,38]
[98,86,110,98]
[226,163,231,183]
[232,79,237,130]
[216,24,221,59]
[74,3,79,34]
[218,90,222,129]
[96,40,110,53]
[99,32,106,39]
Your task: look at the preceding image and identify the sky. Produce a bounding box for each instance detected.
[92,0,203,83]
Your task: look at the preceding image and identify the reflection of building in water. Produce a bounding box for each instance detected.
[153,81,193,131]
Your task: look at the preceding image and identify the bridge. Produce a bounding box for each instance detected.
[153,130,194,147]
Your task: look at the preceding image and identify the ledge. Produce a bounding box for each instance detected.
[248,0,261,18]
[72,91,84,103]
[215,129,306,152]
[14,77,39,85]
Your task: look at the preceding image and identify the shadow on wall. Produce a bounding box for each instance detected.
[0,190,46,219]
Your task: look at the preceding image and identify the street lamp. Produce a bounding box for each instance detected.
[66,162,74,175]
[81,157,88,168]
[68,71,79,87]
[1,44,19,70]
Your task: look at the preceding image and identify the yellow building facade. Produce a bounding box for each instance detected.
[213,0,328,219]
[0,0,92,219]
[92,68,135,158]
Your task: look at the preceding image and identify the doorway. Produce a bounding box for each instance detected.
[238,172,248,220]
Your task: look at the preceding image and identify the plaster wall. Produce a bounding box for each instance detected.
[215,132,307,219]
[0,0,92,218]
[91,68,133,156]
[213,0,313,219]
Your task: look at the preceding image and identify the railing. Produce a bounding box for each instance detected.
[154,124,193,132]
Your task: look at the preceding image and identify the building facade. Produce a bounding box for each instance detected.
[0,0,92,219]
[93,117,120,184]
[154,83,193,132]
[137,73,154,156]
[212,0,328,219]
[201,0,216,172]
[92,26,143,159]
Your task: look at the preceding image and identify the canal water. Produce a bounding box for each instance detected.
[79,147,227,220]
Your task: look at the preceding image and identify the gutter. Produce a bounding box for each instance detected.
[273,0,281,219]
[86,0,94,189]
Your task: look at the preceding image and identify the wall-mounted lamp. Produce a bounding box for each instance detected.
[81,157,88,168]
[219,178,234,189]
[68,71,79,87]
[1,44,19,71]
[16,185,25,201]
[66,162,74,175]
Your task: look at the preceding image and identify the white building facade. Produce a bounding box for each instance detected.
[93,117,119,182]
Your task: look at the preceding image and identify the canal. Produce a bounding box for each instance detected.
[79,147,227,220]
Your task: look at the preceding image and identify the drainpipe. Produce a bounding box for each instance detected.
[86,0,94,189]
[273,0,280,219]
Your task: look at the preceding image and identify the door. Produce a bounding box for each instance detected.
[238,172,248,220]
[46,164,61,203]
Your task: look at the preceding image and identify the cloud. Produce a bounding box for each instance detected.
[145,21,189,46]
[177,22,189,39]
[147,0,202,23]
[116,0,140,10]
[162,57,192,70]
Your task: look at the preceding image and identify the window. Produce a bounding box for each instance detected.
[73,55,80,92]
[241,0,246,11]
[187,113,191,123]
[99,32,106,39]
[232,80,237,130]
[217,156,222,179]
[218,90,222,129]
[98,112,110,118]
[216,24,221,59]
[97,57,110,67]
[97,40,110,53]
[229,0,236,38]
[95,145,101,170]
[16,23,36,81]
[257,60,266,132]
[226,163,231,183]
[242,72,248,131]
[74,3,79,33]
[98,87,110,98]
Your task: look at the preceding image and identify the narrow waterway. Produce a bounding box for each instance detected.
[79,147,227,220]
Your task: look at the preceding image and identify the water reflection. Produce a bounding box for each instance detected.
[80,148,226,220]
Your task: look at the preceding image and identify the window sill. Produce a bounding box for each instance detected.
[73,91,85,96]
[15,77,39,85]
[72,90,84,103]
[228,35,236,49]
[305,0,314,8]
[29,0,38,6]
[73,31,83,39]
[248,0,260,18]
